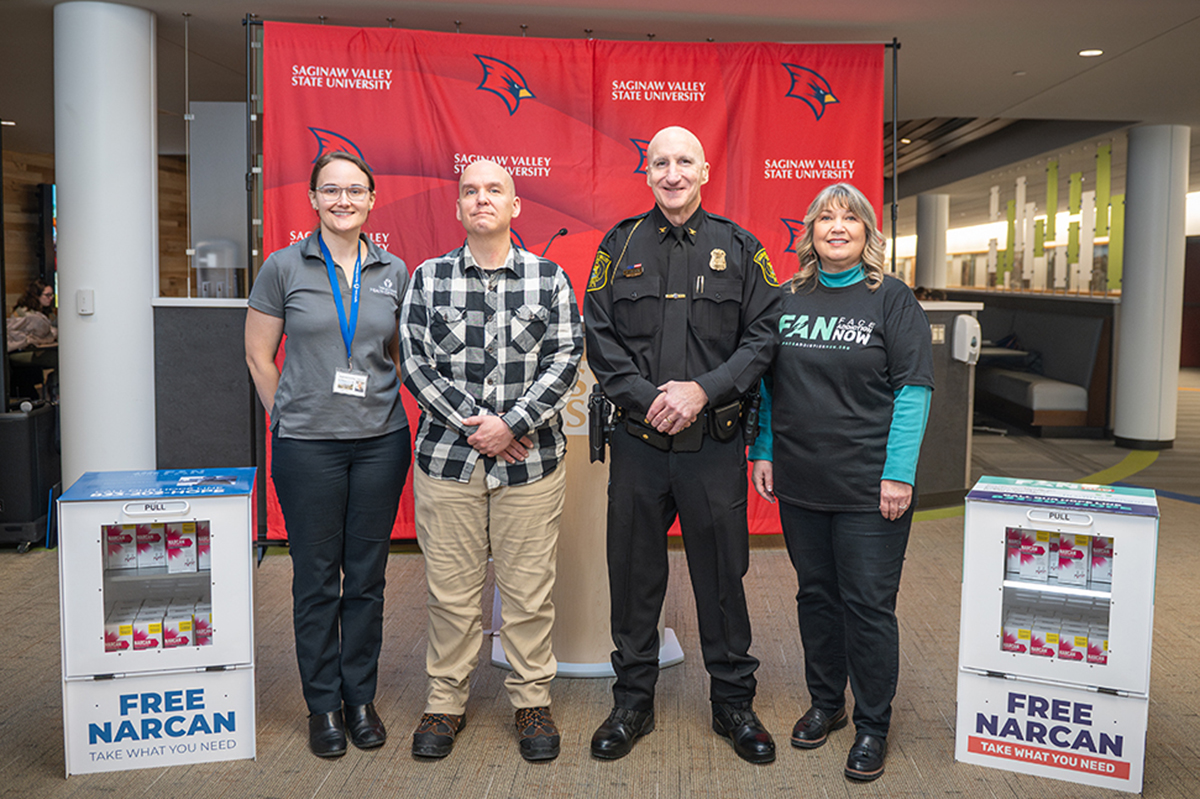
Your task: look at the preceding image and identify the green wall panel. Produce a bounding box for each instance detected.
[1108,193,1124,291]
[1005,199,1016,282]
[1045,160,1058,241]
[1096,143,1111,238]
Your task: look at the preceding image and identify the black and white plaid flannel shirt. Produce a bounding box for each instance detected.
[400,243,583,487]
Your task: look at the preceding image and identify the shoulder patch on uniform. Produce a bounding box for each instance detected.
[754,248,780,287]
[587,250,613,292]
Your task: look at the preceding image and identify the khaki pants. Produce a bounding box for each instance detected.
[414,463,565,713]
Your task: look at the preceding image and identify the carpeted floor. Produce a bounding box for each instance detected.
[3,500,1199,797]
[2,371,1197,798]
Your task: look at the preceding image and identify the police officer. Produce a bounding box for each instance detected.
[584,126,781,763]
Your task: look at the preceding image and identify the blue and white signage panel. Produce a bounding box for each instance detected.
[967,476,1158,518]
[60,468,258,503]
[64,667,255,775]
[956,671,1146,793]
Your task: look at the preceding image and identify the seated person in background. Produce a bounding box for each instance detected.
[7,280,59,400]
[7,279,58,351]
[12,279,57,323]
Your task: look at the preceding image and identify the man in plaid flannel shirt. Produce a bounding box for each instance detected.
[400,159,583,763]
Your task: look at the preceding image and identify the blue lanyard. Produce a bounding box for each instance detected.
[318,233,362,365]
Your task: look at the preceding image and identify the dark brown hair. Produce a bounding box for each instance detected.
[309,151,375,191]
[14,279,52,313]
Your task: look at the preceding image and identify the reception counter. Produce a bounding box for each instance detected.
[916,301,984,508]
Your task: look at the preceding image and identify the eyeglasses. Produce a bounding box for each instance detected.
[315,184,371,202]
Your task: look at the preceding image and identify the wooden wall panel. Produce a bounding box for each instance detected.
[2,150,193,309]
[157,154,190,297]
[2,150,54,314]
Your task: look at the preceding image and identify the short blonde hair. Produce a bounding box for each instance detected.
[791,183,887,293]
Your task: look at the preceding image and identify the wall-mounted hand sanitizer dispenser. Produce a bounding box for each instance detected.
[953,314,981,364]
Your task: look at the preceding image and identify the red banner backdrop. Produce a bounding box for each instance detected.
[261,22,884,539]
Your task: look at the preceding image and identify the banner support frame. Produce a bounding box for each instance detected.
[242,23,897,541]
[243,13,272,562]
[887,37,899,275]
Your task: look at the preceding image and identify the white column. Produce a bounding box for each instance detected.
[55,2,159,485]
[1113,125,1190,449]
[915,193,949,289]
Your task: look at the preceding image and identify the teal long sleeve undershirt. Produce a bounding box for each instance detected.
[747,264,932,486]
[884,384,931,485]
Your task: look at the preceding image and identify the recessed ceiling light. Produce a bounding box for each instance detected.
[1078,49,1103,57]
[900,137,912,144]
[0,120,15,126]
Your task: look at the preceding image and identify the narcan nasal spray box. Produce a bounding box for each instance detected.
[196,520,211,571]
[162,611,194,648]
[1029,616,1059,658]
[132,612,163,651]
[1057,533,1090,586]
[105,524,138,570]
[1017,530,1051,582]
[136,524,166,569]
[1090,536,1114,585]
[165,522,198,574]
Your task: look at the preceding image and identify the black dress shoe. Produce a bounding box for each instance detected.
[345,702,387,750]
[412,713,466,759]
[590,707,655,760]
[790,706,848,749]
[712,703,776,764]
[844,733,887,781]
[515,706,561,762]
[308,710,347,758]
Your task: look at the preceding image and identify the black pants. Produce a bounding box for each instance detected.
[778,500,911,738]
[606,426,758,711]
[271,427,411,715]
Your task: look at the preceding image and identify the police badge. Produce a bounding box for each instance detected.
[709,249,727,271]
[754,248,779,287]
[587,250,612,292]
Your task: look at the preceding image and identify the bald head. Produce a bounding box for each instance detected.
[647,126,706,165]
[459,158,515,195]
[645,126,710,225]
[456,158,521,242]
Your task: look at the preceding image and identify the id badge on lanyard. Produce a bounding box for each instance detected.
[319,234,369,398]
[333,368,368,397]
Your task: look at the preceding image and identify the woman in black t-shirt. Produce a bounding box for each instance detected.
[748,183,934,782]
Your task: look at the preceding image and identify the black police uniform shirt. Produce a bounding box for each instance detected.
[583,204,781,417]
[770,274,934,511]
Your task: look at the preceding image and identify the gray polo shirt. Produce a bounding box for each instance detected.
[248,232,409,439]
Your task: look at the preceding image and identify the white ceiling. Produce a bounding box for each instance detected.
[3,0,1199,232]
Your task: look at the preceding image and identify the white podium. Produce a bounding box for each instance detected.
[491,360,684,676]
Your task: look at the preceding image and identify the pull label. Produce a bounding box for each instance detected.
[1027,509,1093,527]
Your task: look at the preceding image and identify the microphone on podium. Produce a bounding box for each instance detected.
[542,228,569,257]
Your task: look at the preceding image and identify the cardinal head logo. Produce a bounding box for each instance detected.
[475,55,536,115]
[781,218,806,253]
[309,128,369,167]
[630,138,651,174]
[782,64,839,120]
